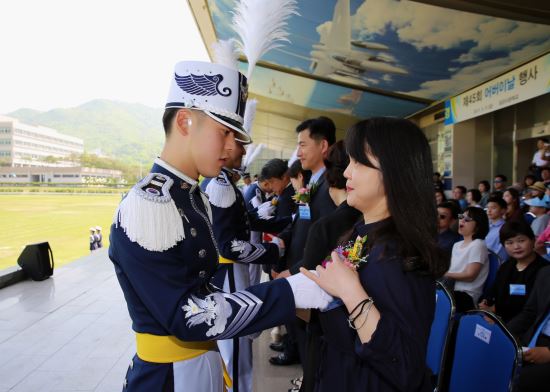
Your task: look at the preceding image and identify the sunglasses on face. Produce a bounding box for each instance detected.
[458,214,474,222]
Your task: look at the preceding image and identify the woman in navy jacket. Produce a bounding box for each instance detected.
[303,118,449,391]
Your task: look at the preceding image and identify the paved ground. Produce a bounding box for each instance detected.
[0,249,300,391]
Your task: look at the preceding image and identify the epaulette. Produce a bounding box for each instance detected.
[205,171,236,208]
[113,173,184,252]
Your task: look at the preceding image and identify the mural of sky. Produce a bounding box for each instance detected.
[207,0,550,117]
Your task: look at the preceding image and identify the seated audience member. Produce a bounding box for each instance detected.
[433,172,444,191]
[493,174,508,193]
[485,197,509,262]
[525,197,550,237]
[541,167,550,185]
[466,188,482,208]
[479,221,548,322]
[437,202,462,257]
[445,207,490,312]
[453,185,468,211]
[503,187,524,223]
[527,181,546,200]
[478,180,491,208]
[507,267,550,392]
[522,174,537,195]
[435,189,447,205]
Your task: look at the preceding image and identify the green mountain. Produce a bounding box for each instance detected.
[7,99,165,165]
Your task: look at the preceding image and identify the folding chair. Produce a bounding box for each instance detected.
[426,281,455,391]
[447,310,522,392]
[482,250,502,298]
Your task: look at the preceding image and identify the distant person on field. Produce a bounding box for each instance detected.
[89,227,97,252]
[95,226,103,249]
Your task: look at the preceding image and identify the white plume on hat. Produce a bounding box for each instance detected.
[232,0,299,79]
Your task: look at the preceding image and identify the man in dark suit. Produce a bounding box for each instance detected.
[270,117,336,370]
[507,267,550,391]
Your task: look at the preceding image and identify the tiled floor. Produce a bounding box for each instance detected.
[0,249,300,391]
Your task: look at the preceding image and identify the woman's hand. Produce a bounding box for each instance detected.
[300,251,364,300]
[524,347,550,364]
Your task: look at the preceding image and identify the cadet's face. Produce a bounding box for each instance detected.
[226,141,246,169]
[191,114,237,178]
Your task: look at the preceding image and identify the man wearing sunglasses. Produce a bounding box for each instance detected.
[437,201,462,257]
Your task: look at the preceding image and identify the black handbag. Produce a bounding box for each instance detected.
[17,242,54,281]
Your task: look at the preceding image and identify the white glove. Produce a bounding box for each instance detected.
[285,272,333,310]
[257,201,276,220]
[250,195,262,208]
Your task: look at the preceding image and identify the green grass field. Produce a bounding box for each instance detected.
[0,194,122,270]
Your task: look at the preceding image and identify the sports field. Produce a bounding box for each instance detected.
[0,194,122,270]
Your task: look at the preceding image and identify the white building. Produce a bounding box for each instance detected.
[0,166,123,184]
[0,116,84,167]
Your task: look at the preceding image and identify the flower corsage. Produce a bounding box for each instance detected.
[323,235,369,270]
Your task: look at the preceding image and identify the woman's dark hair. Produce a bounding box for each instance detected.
[260,159,288,180]
[344,117,449,278]
[324,140,349,189]
[499,220,535,245]
[467,189,482,203]
[464,206,489,240]
[478,180,490,193]
[435,189,447,202]
[287,160,312,185]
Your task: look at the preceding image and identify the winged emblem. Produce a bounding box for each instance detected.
[182,293,233,337]
[231,239,253,259]
[175,73,231,97]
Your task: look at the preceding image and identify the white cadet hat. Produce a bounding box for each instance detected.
[95,226,102,231]
[89,227,96,231]
[165,61,251,144]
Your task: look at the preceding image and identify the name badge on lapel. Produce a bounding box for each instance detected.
[509,284,526,296]
[299,204,311,220]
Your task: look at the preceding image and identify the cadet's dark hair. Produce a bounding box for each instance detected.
[345,117,449,278]
[487,196,507,210]
[324,140,348,189]
[261,159,288,180]
[162,108,179,135]
[296,116,336,146]
[463,206,489,240]
[500,220,535,245]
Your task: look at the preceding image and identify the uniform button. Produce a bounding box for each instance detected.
[178,208,184,216]
[129,359,134,370]
[199,249,206,258]
[199,270,206,278]
[245,230,250,236]
[190,228,197,237]
[123,379,128,388]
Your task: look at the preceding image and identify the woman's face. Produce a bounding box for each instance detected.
[466,191,473,204]
[435,191,444,205]
[458,212,476,237]
[524,177,535,187]
[503,190,514,205]
[344,155,386,213]
[504,234,534,261]
[478,183,487,193]
[290,174,304,192]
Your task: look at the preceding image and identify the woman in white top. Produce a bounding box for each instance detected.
[445,207,490,312]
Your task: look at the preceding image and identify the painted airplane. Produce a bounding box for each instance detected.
[310,0,408,86]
